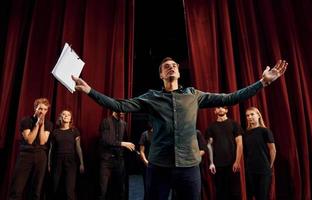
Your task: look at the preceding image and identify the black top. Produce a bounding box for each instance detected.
[89,81,263,167]
[51,128,80,155]
[243,127,274,174]
[205,119,243,167]
[99,116,127,158]
[19,116,53,152]
[196,130,208,153]
[139,130,153,159]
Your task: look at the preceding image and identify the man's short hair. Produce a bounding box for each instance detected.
[34,98,50,109]
[159,57,177,73]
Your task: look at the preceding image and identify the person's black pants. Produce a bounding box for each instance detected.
[214,165,241,200]
[98,155,125,200]
[51,154,77,200]
[9,150,47,200]
[246,172,272,200]
[146,164,201,200]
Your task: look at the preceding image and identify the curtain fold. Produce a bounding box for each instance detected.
[0,0,134,199]
[184,0,312,199]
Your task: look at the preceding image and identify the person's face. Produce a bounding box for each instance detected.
[246,110,260,126]
[34,103,49,117]
[159,60,180,80]
[214,107,228,117]
[60,110,72,124]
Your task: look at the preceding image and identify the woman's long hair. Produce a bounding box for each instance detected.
[246,107,266,130]
[56,109,74,129]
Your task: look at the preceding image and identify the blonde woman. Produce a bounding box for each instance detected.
[243,107,276,200]
[49,110,84,200]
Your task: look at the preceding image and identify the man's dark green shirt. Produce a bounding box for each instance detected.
[89,81,263,167]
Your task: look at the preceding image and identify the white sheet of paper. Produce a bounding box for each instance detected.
[52,43,85,93]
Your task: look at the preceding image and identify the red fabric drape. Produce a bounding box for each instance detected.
[0,0,134,199]
[184,0,312,200]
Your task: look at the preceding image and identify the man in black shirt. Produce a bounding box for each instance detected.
[9,98,53,200]
[206,107,243,200]
[98,111,135,200]
[72,58,287,200]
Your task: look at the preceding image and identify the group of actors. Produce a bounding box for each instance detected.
[8,57,287,200]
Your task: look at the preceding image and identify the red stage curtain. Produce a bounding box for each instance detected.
[184,0,312,199]
[0,0,134,199]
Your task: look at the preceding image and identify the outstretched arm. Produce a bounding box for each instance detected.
[72,75,91,94]
[260,60,288,87]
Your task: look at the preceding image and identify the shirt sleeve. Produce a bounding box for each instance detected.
[44,121,53,133]
[264,128,275,143]
[205,126,213,140]
[20,117,33,132]
[88,89,146,113]
[73,128,80,139]
[197,131,208,153]
[232,121,243,137]
[197,81,263,108]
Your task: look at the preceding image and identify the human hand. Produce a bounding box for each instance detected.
[121,142,135,151]
[71,75,91,93]
[232,161,240,172]
[79,164,85,173]
[260,60,288,86]
[209,163,216,174]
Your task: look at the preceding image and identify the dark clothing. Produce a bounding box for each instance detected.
[98,116,127,200]
[9,151,47,200]
[244,127,274,174]
[99,156,125,200]
[146,164,201,200]
[9,116,53,200]
[205,119,243,200]
[139,130,153,200]
[50,128,80,200]
[196,130,208,167]
[139,130,153,159]
[196,130,209,200]
[244,127,274,200]
[99,116,127,158]
[246,172,272,200]
[205,119,243,167]
[89,81,263,168]
[214,166,241,200]
[19,116,53,152]
[51,128,80,155]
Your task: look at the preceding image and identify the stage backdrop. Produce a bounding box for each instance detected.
[0,0,311,200]
[184,0,312,200]
[0,0,134,199]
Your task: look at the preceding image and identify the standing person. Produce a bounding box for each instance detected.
[244,107,276,200]
[196,130,209,200]
[205,106,243,200]
[9,98,53,200]
[72,57,287,200]
[48,109,84,200]
[98,111,135,200]
[139,122,153,200]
